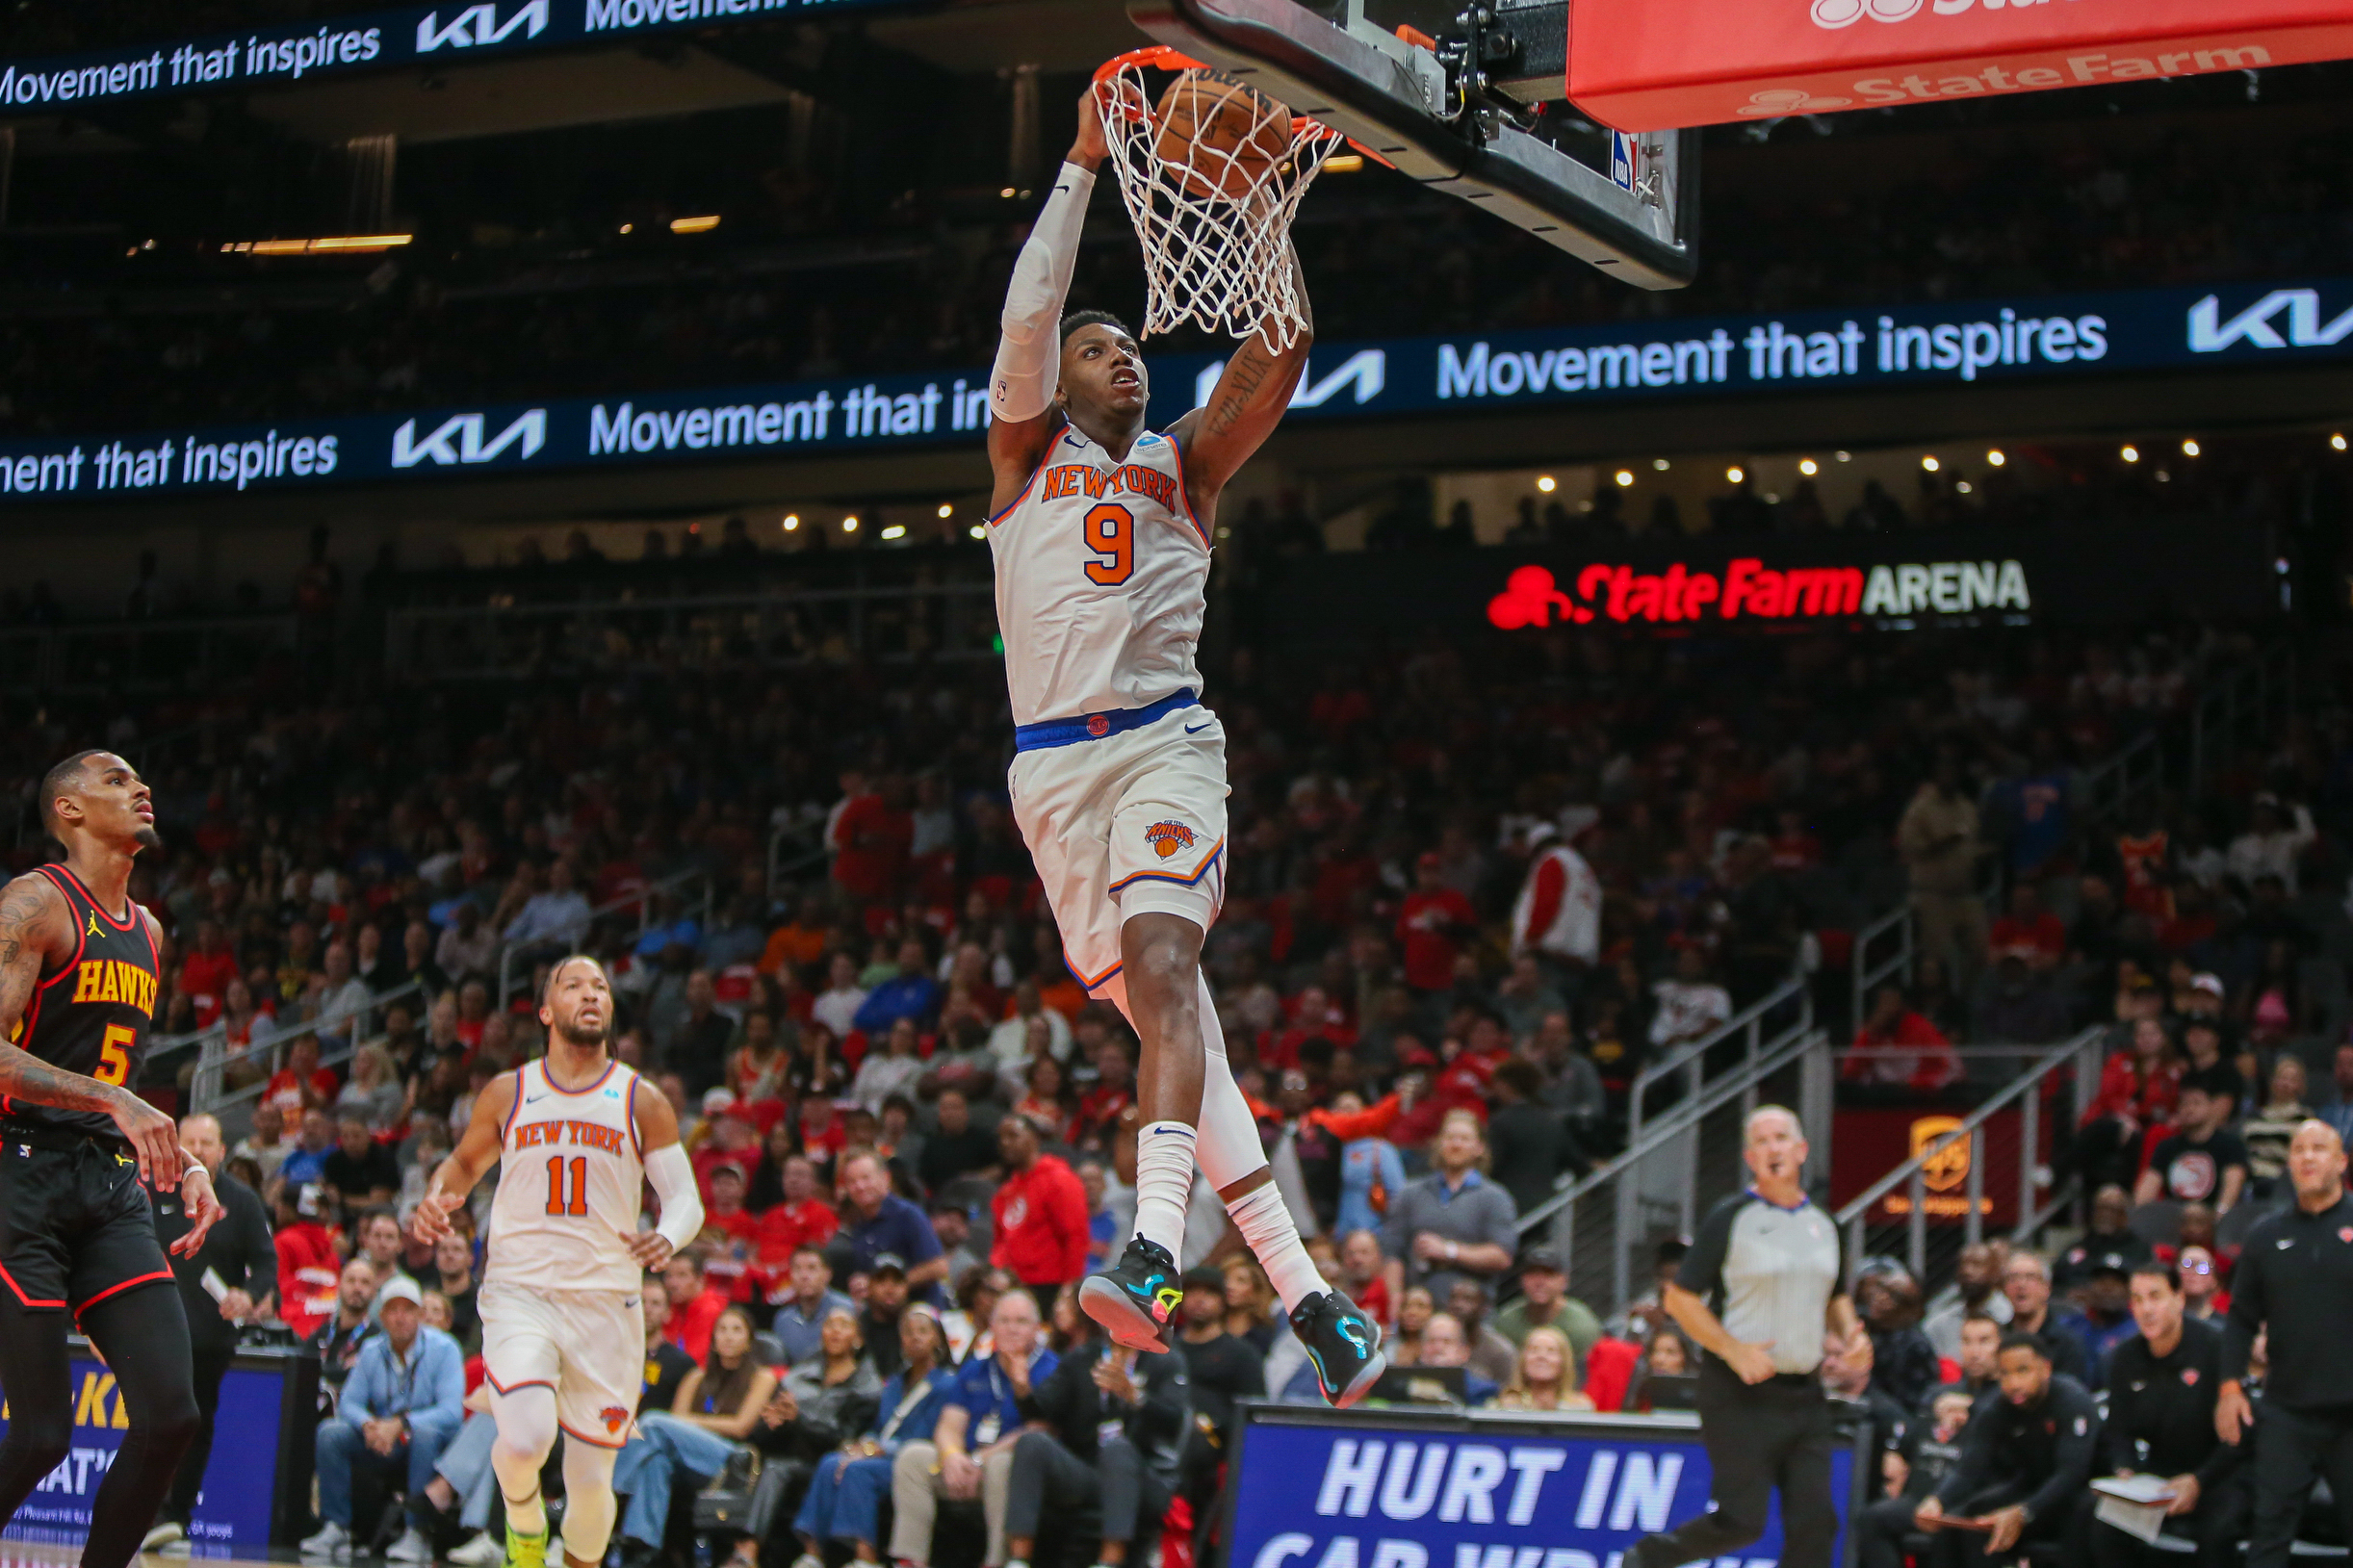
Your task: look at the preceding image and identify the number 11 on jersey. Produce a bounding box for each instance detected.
[546,1154,588,1217]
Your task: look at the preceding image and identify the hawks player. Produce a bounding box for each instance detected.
[412,956,702,1568]
[0,750,222,1568]
[987,89,1383,1404]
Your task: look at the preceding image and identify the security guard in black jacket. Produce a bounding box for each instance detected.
[1913,1332,2099,1568]
[146,1113,276,1552]
[1001,1317,1188,1568]
[2219,1119,2353,1568]
[2088,1261,2245,1568]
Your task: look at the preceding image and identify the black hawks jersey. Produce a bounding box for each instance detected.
[7,864,159,1138]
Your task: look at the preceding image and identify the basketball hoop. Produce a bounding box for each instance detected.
[1090,45,1339,350]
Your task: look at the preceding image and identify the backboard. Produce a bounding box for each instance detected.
[1123,0,1699,290]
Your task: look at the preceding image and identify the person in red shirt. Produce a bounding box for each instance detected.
[989,1115,1090,1291]
[2076,1014,2182,1191]
[699,1162,761,1300]
[829,770,913,908]
[264,1032,339,1116]
[1397,852,1477,994]
[177,919,240,1023]
[659,1247,731,1363]
[1987,883,2067,970]
[1072,1039,1136,1150]
[751,1154,841,1296]
[273,1181,346,1340]
[1843,984,1960,1092]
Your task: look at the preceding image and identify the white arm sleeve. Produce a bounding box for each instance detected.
[645,1144,704,1254]
[990,162,1098,424]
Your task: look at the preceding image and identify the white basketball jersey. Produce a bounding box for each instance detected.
[487,1058,645,1295]
[988,425,1208,726]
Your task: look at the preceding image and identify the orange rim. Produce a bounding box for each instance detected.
[1093,47,1342,145]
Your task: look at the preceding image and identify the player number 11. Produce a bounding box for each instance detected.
[546,1154,589,1217]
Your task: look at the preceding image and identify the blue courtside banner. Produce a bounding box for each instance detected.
[0,1353,283,1551]
[1224,1406,1865,1568]
[0,0,925,116]
[0,278,2346,505]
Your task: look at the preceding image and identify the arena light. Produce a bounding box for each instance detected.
[969,524,987,540]
[1921,455,1940,473]
[2182,438,2201,457]
[2121,445,2140,463]
[841,515,860,532]
[2336,433,2349,451]
[221,233,412,255]
[619,223,634,234]
[670,215,721,234]
[1986,449,2006,467]
[1000,187,1018,199]
[1725,466,1745,484]
[1798,458,1818,476]
[1651,458,1669,472]
[781,514,799,531]
[1955,481,1973,495]
[1325,153,1365,173]
[1834,450,1851,463]
[1536,475,1557,494]
[1615,470,1635,488]
[936,502,953,518]
[881,524,907,540]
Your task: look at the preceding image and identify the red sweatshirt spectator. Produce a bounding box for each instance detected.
[989,1116,1090,1290]
[1398,853,1477,993]
[830,769,912,906]
[1988,885,2066,968]
[1844,985,1960,1092]
[1510,834,1602,968]
[274,1186,344,1340]
[660,1249,731,1363]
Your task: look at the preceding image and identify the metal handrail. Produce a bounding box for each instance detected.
[766,820,830,899]
[190,975,429,1126]
[2078,727,2163,828]
[495,866,711,1006]
[2190,641,2297,796]
[1625,971,1811,1150]
[1519,1027,1830,1314]
[1849,902,1913,1042]
[1834,1025,2104,1287]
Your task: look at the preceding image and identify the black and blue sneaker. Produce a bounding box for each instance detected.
[1291,1290,1387,1408]
[1080,1236,1184,1352]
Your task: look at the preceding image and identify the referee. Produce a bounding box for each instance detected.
[2217,1118,2353,1568]
[1627,1106,1859,1568]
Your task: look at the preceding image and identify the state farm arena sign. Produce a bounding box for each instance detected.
[1257,521,2275,652]
[1487,555,2030,629]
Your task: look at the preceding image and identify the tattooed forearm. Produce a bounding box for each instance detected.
[1204,340,1282,438]
[0,1043,122,1115]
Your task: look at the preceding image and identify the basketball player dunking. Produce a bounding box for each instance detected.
[411,957,703,1568]
[989,89,1383,1403]
[0,751,222,1568]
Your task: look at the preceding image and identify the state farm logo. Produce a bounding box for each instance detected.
[1811,0,2070,26]
[1488,556,2030,628]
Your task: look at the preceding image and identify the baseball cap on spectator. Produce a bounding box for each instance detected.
[711,1161,746,1182]
[1519,1247,1566,1277]
[871,1253,908,1280]
[1181,1265,1228,1297]
[2087,1251,2133,1279]
[379,1276,424,1309]
[1398,1042,1439,1069]
[2190,973,2225,999]
[1415,851,1442,872]
[702,1088,738,1117]
[297,1183,330,1219]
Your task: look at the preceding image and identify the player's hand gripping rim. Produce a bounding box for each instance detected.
[169,1160,225,1257]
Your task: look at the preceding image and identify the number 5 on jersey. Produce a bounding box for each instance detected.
[1083,502,1134,585]
[547,1154,589,1217]
[96,1022,134,1086]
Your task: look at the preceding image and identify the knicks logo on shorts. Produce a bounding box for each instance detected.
[1145,821,1198,860]
[602,1405,630,1434]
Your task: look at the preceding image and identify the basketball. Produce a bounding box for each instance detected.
[1152,68,1291,202]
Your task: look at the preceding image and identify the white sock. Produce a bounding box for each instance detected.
[1228,1181,1324,1315]
[1130,1122,1196,1258]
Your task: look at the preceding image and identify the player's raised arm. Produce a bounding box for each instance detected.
[987,86,1109,512]
[0,872,179,1187]
[1171,244,1312,510]
[412,1068,516,1244]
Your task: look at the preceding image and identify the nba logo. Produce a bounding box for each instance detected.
[1609,132,1636,193]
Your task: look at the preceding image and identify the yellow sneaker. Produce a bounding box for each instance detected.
[504,1523,550,1568]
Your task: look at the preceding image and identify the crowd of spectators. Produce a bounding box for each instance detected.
[0,65,2346,437]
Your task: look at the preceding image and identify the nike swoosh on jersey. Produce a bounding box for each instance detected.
[1185,722,1212,734]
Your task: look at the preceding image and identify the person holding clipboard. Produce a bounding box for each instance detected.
[1912,1332,2100,1566]
[1624,1107,1860,1568]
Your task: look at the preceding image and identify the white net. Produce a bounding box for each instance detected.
[1094,51,1339,350]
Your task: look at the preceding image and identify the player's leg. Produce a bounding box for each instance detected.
[0,1289,77,1529]
[549,1288,639,1568]
[478,1284,564,1555]
[77,1280,201,1568]
[561,1439,620,1568]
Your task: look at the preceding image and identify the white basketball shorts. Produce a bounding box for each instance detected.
[1009,702,1229,996]
[478,1278,647,1449]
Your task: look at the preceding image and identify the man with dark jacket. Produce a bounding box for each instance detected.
[1912,1333,2099,1568]
[2087,1262,2244,1568]
[143,1113,278,1553]
[999,1313,1187,1568]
